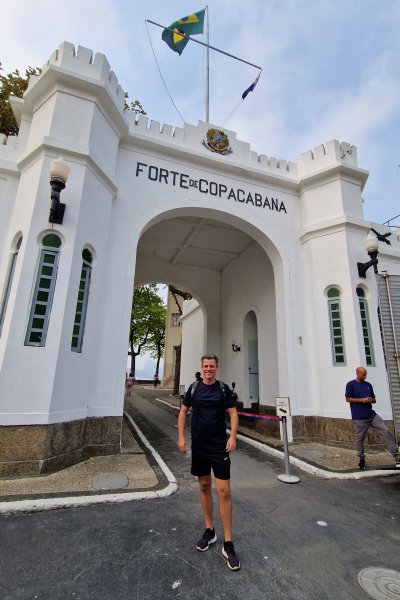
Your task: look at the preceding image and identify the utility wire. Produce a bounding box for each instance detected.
[222,99,243,127]
[145,20,185,123]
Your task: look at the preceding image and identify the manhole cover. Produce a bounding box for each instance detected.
[293,449,324,459]
[91,473,129,490]
[358,567,400,599]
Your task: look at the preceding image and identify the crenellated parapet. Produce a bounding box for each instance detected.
[129,115,359,185]
[130,113,298,180]
[2,42,364,189]
[34,41,126,113]
[0,134,18,148]
[0,133,19,167]
[297,140,359,179]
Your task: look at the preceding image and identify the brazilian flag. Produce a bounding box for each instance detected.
[162,9,205,55]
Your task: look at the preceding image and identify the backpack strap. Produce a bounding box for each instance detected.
[190,379,201,401]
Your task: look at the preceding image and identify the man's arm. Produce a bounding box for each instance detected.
[177,404,189,453]
[346,397,376,404]
[226,407,238,452]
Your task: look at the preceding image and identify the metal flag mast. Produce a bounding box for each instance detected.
[205,5,210,122]
[147,11,262,124]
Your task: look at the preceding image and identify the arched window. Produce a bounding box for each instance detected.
[357,287,374,366]
[71,248,93,352]
[0,235,23,336]
[327,287,346,365]
[25,233,61,346]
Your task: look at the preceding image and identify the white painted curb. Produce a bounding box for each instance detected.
[235,432,400,480]
[0,413,178,515]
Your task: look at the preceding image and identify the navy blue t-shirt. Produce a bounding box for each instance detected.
[345,379,376,420]
[182,380,235,450]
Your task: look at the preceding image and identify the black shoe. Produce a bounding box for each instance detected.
[196,528,217,551]
[358,457,366,470]
[222,541,241,571]
[395,456,400,468]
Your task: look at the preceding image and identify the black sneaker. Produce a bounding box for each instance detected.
[222,541,241,571]
[196,528,217,551]
[358,457,366,470]
[395,456,400,468]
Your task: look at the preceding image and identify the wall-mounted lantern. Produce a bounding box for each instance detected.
[49,157,70,225]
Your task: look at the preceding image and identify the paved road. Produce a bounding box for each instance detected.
[1,393,399,600]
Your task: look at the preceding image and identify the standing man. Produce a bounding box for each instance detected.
[345,366,400,469]
[178,354,240,571]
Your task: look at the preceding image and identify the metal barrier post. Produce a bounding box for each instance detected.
[277,416,300,484]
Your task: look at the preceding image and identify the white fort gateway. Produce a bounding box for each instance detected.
[0,42,399,475]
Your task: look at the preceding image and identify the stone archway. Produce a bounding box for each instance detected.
[133,209,281,409]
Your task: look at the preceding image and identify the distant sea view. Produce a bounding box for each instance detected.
[126,356,164,380]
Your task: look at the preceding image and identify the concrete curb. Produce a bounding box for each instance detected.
[235,433,400,480]
[157,397,400,480]
[0,413,178,516]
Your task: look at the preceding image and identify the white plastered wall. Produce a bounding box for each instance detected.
[0,41,399,433]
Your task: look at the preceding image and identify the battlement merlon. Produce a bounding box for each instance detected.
[42,42,125,111]
[297,140,369,189]
[14,42,128,135]
[128,114,299,181]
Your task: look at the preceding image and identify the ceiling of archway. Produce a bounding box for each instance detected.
[137,216,254,271]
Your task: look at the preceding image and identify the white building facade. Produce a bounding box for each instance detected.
[1,42,399,475]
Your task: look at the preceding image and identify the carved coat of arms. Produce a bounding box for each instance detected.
[203,128,232,155]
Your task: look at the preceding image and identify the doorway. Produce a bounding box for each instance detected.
[244,311,260,410]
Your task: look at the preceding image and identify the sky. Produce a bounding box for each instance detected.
[2,0,400,227]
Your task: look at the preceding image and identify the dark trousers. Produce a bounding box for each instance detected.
[354,415,399,458]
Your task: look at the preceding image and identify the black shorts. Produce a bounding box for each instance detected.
[191,446,231,480]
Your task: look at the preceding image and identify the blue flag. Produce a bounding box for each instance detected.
[242,73,261,100]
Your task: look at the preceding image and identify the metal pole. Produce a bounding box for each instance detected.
[147,19,263,70]
[383,272,400,444]
[205,6,210,123]
[277,417,300,484]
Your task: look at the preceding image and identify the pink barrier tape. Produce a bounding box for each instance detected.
[238,411,281,422]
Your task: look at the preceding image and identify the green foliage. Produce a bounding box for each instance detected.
[129,284,166,377]
[0,64,41,136]
[124,95,146,115]
[0,63,146,137]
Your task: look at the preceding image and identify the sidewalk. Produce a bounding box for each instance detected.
[0,386,398,514]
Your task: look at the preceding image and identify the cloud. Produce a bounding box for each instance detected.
[2,0,399,224]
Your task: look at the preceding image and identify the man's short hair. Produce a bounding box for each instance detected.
[201,354,219,365]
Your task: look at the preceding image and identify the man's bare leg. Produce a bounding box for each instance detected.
[198,475,213,529]
[215,478,232,541]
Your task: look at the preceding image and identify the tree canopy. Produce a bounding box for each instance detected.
[0,62,146,137]
[128,284,166,378]
[0,64,41,136]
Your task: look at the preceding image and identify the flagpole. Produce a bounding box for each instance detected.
[147,19,262,70]
[205,6,210,123]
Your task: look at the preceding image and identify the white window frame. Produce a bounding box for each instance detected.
[171,312,181,327]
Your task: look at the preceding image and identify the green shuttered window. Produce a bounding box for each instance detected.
[71,248,92,352]
[25,234,61,346]
[357,287,375,366]
[328,287,346,366]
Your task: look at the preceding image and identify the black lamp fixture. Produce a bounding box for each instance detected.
[231,340,240,352]
[357,232,379,278]
[48,157,70,225]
